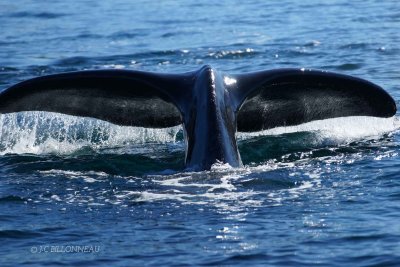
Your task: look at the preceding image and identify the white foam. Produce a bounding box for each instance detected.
[140,171,264,210]
[237,116,400,143]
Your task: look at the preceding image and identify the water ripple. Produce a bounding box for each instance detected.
[1,0,400,266]
[8,12,68,19]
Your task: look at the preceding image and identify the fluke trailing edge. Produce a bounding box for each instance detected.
[0,66,396,170]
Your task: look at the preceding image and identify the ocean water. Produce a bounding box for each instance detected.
[1,0,400,266]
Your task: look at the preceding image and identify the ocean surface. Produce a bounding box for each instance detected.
[1,0,400,266]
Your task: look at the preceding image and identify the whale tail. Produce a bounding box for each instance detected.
[0,67,396,169]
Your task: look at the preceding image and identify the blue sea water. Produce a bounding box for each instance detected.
[0,0,400,266]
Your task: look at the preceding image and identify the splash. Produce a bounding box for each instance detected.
[0,112,182,155]
[0,112,398,155]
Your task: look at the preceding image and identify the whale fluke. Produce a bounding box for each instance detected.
[0,70,189,128]
[233,69,396,131]
[0,66,396,170]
